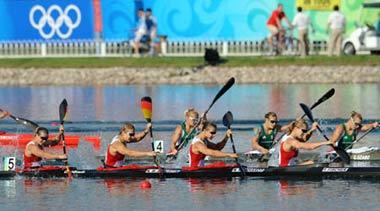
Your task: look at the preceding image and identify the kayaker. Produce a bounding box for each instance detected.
[330,111,379,150]
[251,112,316,154]
[168,108,206,155]
[104,122,156,168]
[269,119,333,167]
[24,126,67,169]
[189,122,238,167]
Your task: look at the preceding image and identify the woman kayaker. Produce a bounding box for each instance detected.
[330,111,379,150]
[104,122,156,168]
[189,122,237,167]
[169,108,206,155]
[269,119,332,167]
[251,112,315,155]
[24,126,67,169]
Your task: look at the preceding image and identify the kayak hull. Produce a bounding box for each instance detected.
[2,165,379,179]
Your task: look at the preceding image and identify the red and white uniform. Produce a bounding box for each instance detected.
[189,137,207,168]
[279,135,298,167]
[104,136,125,167]
[24,141,42,168]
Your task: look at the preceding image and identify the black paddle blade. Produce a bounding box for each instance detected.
[10,115,39,130]
[59,99,68,123]
[311,88,335,109]
[207,77,235,113]
[222,111,233,128]
[300,103,315,122]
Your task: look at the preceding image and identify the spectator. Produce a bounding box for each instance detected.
[132,9,147,57]
[266,3,293,54]
[292,7,312,58]
[145,8,158,55]
[327,5,346,56]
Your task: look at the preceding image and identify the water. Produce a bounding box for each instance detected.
[1,84,380,210]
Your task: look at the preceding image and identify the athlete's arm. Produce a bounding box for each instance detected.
[115,144,155,157]
[28,145,66,160]
[194,142,237,158]
[170,125,182,152]
[290,139,332,150]
[43,125,64,146]
[330,125,344,145]
[208,129,231,150]
[361,122,379,132]
[133,123,151,142]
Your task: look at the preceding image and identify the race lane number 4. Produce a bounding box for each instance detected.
[153,140,164,153]
[3,157,16,171]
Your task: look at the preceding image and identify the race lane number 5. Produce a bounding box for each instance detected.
[153,140,164,153]
[3,157,16,171]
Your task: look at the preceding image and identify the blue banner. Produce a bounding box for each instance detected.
[0,0,94,41]
[100,0,142,41]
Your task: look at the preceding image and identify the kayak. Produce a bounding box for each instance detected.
[5,163,380,179]
[0,132,101,148]
[245,147,380,161]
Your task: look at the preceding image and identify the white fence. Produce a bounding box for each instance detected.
[0,40,328,58]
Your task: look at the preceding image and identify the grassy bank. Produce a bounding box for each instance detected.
[0,55,379,68]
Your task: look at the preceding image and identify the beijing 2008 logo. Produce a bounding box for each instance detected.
[29,4,81,39]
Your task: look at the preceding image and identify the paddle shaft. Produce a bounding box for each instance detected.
[176,78,234,153]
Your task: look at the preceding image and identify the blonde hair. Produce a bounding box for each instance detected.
[185,108,199,118]
[288,119,308,134]
[350,111,363,121]
[265,112,277,119]
[119,123,135,135]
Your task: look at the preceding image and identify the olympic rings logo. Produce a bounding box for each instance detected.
[29,4,81,39]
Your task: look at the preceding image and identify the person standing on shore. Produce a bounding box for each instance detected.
[132,9,147,57]
[292,7,312,58]
[327,5,346,56]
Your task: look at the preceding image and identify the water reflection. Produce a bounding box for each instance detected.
[1,84,380,122]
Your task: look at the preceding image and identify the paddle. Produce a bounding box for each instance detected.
[59,99,72,178]
[345,124,379,150]
[222,111,245,177]
[0,108,39,130]
[259,88,336,161]
[140,96,162,171]
[300,103,350,164]
[175,77,235,153]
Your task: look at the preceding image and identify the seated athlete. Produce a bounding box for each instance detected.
[269,119,332,167]
[24,126,67,169]
[189,122,237,168]
[104,122,156,168]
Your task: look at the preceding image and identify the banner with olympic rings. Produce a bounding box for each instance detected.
[0,0,94,40]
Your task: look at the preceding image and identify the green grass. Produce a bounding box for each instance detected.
[0,55,378,68]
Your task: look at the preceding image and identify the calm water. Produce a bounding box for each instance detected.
[1,84,380,210]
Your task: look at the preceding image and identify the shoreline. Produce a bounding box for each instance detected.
[0,66,379,85]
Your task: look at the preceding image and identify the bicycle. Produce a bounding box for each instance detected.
[260,28,299,56]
